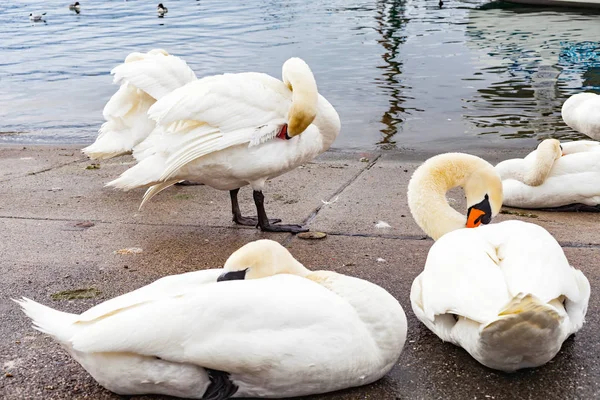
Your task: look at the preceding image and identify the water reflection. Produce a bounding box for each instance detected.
[374,0,408,147]
[464,3,600,141]
[3,0,600,149]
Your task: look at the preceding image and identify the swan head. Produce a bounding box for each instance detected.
[218,240,310,282]
[463,167,503,228]
[282,58,318,137]
[148,48,169,56]
[537,138,562,158]
[408,153,503,240]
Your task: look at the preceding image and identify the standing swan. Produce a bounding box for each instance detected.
[83,49,197,160]
[108,57,341,233]
[408,153,590,372]
[16,240,406,398]
[561,92,600,140]
[495,139,600,210]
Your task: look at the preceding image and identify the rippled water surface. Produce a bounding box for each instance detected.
[1,0,600,149]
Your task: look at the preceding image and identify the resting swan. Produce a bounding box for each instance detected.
[16,240,406,398]
[407,153,590,372]
[107,57,341,233]
[83,49,197,160]
[562,92,600,140]
[495,139,600,210]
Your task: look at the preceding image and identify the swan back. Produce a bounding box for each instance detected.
[562,93,600,140]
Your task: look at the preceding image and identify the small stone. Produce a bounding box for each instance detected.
[297,232,327,240]
[5,373,13,378]
[359,157,369,163]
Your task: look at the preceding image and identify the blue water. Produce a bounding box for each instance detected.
[1,0,600,149]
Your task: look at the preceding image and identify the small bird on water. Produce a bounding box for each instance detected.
[29,13,46,22]
[69,2,81,12]
[157,3,168,16]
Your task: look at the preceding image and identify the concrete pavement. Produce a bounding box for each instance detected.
[0,144,599,399]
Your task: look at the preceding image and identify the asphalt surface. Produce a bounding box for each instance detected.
[0,144,599,400]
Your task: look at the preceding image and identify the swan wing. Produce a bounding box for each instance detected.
[77,269,222,322]
[416,228,511,324]
[479,221,587,304]
[84,50,197,159]
[111,51,197,101]
[415,221,589,325]
[145,72,292,179]
[70,275,373,374]
[560,140,600,155]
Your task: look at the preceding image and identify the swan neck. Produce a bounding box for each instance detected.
[282,59,319,137]
[524,147,556,186]
[408,153,493,240]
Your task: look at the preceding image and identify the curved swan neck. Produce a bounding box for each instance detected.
[282,58,319,137]
[408,153,501,241]
[523,142,559,186]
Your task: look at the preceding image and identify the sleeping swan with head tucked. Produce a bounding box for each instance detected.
[495,139,600,210]
[16,240,407,398]
[408,152,590,372]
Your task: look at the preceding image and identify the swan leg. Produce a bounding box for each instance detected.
[537,203,600,213]
[230,189,281,226]
[252,190,308,233]
[175,181,204,186]
[203,369,238,400]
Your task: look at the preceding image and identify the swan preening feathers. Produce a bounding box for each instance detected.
[88,51,340,233]
[495,139,600,210]
[17,240,407,399]
[408,153,590,372]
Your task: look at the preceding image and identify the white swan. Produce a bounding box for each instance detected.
[562,93,600,140]
[408,153,590,372]
[16,239,406,398]
[107,57,341,233]
[83,49,197,160]
[495,139,600,210]
[157,3,168,16]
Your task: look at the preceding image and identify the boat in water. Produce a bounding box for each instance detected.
[502,0,600,9]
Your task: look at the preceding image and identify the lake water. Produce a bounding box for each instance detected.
[1,0,600,150]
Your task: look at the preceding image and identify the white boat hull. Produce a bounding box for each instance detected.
[503,0,600,8]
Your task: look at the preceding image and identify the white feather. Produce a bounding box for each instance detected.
[83,50,197,160]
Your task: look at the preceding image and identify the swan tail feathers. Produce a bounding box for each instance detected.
[140,181,180,210]
[15,298,78,343]
[479,293,563,371]
[82,122,138,160]
[106,153,168,191]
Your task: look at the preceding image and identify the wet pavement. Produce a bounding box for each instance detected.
[0,144,599,400]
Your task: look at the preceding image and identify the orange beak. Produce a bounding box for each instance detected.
[466,208,486,228]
